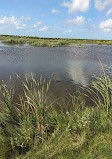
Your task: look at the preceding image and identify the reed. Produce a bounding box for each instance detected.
[84,57,112,115]
[56,40,69,46]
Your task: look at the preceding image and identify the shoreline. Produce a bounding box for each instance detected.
[0,35,112,47]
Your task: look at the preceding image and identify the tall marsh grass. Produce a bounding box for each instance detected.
[0,66,112,158]
[0,35,70,47]
[84,57,112,115]
[2,38,25,44]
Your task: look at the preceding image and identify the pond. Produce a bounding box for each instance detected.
[0,42,112,106]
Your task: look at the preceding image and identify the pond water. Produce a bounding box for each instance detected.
[0,42,112,106]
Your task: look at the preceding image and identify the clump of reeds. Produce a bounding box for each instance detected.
[57,40,69,46]
[2,38,25,44]
[29,41,48,47]
[2,38,18,44]
[0,75,51,158]
[84,56,112,115]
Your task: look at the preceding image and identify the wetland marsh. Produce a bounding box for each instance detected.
[0,37,112,159]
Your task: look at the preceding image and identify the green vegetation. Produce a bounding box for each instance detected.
[75,43,86,48]
[0,35,70,47]
[0,62,112,159]
[57,40,69,46]
[0,35,112,47]
[1,38,25,44]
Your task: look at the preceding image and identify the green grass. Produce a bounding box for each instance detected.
[0,65,112,158]
[0,35,70,47]
[0,35,112,47]
[1,38,26,45]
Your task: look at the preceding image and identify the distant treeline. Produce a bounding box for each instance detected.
[0,34,62,40]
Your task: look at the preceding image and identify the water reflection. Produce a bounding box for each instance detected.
[67,60,100,86]
[0,43,112,104]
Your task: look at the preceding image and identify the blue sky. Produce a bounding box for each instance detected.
[0,0,112,39]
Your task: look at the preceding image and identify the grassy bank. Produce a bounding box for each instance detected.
[0,35,112,47]
[0,63,112,159]
[0,35,70,47]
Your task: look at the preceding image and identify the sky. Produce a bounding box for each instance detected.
[0,0,112,40]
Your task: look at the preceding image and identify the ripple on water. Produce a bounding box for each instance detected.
[0,43,112,106]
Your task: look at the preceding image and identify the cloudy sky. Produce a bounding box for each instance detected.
[0,0,112,39]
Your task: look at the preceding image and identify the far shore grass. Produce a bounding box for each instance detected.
[0,35,112,47]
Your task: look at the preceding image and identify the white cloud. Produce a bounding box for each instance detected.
[19,16,31,21]
[66,16,85,26]
[0,17,9,24]
[16,24,26,29]
[0,16,31,29]
[88,18,91,22]
[94,0,112,16]
[99,19,112,32]
[52,9,60,14]
[65,29,72,33]
[62,0,112,16]
[62,0,91,13]
[90,30,94,33]
[39,26,48,31]
[33,21,42,28]
[40,14,45,17]
[106,8,112,16]
[94,0,112,11]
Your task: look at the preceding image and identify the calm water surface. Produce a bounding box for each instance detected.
[0,42,112,105]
